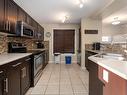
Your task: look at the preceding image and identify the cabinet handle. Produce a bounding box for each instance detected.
[5,21,8,31]
[0,71,3,74]
[12,62,22,67]
[8,21,10,31]
[21,67,26,78]
[25,58,31,61]
[4,78,8,93]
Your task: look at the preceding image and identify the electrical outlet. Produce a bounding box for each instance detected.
[103,69,109,83]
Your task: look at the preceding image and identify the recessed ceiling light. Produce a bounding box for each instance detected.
[79,3,84,8]
[75,0,85,8]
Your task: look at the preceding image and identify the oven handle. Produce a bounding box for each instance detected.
[34,53,43,59]
[25,58,31,61]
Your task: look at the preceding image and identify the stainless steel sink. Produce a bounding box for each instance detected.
[94,53,126,61]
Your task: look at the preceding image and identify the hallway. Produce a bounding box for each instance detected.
[26,63,89,95]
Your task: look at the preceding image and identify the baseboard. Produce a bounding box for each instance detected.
[48,61,54,64]
[61,61,77,64]
[81,66,87,70]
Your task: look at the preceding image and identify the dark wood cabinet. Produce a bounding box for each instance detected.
[21,58,31,95]
[89,60,103,95]
[17,8,27,22]
[0,0,5,32]
[6,0,18,34]
[85,51,97,71]
[34,24,44,40]
[7,60,22,95]
[43,50,49,68]
[31,20,38,29]
[38,25,44,40]
[1,56,31,95]
[0,67,7,95]
[26,15,33,26]
[0,0,45,38]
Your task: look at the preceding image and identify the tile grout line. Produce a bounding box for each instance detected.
[44,64,54,95]
[67,64,75,95]
[72,64,89,94]
[59,63,61,95]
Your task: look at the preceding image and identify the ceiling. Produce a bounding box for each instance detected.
[103,6,127,25]
[14,0,112,24]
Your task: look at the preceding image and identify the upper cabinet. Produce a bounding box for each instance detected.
[0,0,5,32]
[6,0,18,34]
[0,0,44,40]
[37,24,44,41]
[17,7,27,22]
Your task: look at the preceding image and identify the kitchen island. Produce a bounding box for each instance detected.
[88,53,127,95]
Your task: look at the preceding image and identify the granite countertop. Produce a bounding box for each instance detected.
[0,53,32,66]
[89,54,127,80]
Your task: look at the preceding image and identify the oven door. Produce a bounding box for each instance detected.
[34,53,43,76]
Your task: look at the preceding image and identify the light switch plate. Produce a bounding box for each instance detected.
[103,69,109,83]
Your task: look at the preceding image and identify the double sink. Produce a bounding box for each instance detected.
[95,53,126,61]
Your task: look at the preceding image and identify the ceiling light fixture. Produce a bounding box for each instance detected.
[76,0,85,8]
[79,3,84,8]
[112,17,120,25]
[61,16,68,23]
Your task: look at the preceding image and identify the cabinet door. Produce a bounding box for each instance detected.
[21,58,31,95]
[0,0,5,32]
[89,60,103,95]
[26,15,32,26]
[7,61,22,95]
[6,0,17,34]
[37,25,44,40]
[17,8,27,22]
[0,69,7,95]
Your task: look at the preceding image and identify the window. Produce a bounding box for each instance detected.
[53,29,75,53]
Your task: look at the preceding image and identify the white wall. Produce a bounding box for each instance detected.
[81,18,102,69]
[42,23,80,63]
[102,24,125,36]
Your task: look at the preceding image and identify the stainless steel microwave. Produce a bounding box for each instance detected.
[16,21,34,38]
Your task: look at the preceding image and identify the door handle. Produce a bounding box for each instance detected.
[5,21,8,31]
[21,67,26,78]
[4,78,8,93]
[0,71,3,74]
[8,21,10,31]
[25,58,31,61]
[12,62,22,67]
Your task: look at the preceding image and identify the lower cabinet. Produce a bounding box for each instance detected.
[85,51,97,71]
[89,60,103,95]
[0,56,31,95]
[0,67,7,95]
[98,66,127,95]
[7,60,21,95]
[21,58,31,95]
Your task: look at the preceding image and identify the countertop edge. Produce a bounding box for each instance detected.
[88,55,127,80]
[0,53,32,66]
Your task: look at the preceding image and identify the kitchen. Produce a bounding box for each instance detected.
[0,0,127,95]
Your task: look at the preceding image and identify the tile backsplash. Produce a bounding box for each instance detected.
[0,33,8,54]
[0,33,39,54]
[85,43,127,54]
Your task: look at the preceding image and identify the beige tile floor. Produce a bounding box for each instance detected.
[25,63,89,95]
